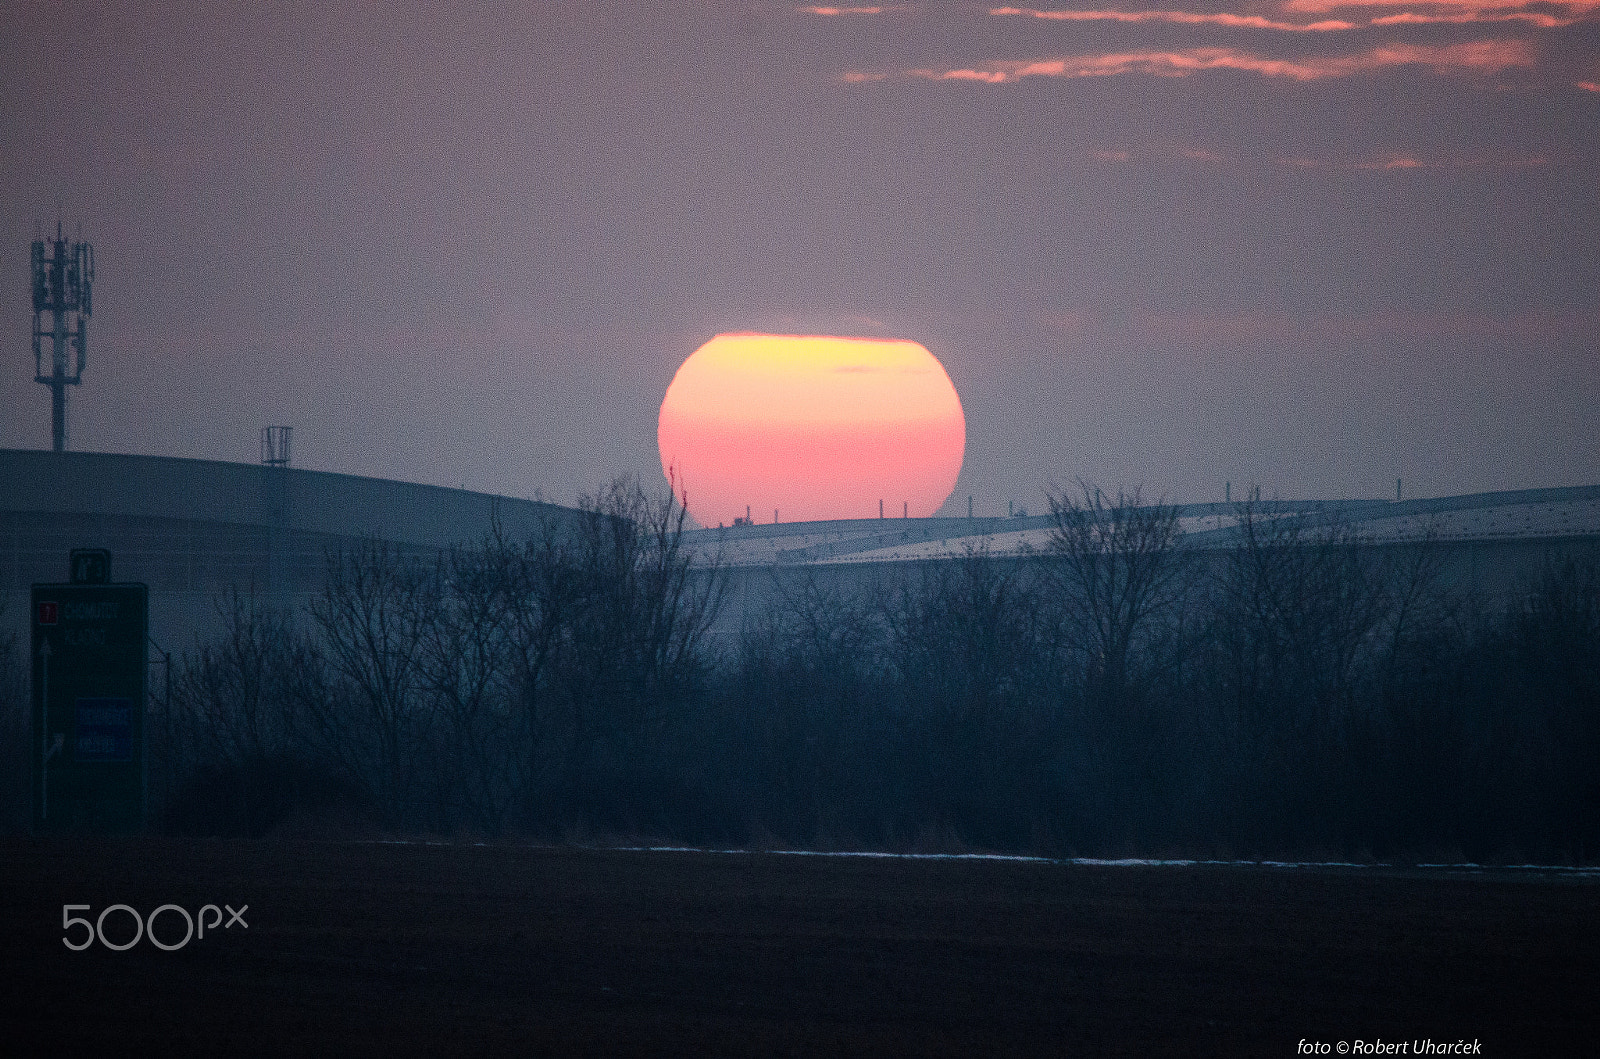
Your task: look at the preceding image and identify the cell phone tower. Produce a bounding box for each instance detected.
[31,221,94,452]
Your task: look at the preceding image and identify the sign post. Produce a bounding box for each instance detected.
[31,552,148,834]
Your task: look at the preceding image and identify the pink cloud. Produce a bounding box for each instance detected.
[993,2,1597,30]
[1357,154,1426,168]
[990,6,1357,31]
[1279,149,1552,168]
[799,4,908,13]
[930,68,1012,82]
[1370,10,1580,26]
[1282,0,1596,12]
[1579,80,1600,91]
[1283,0,1598,23]
[904,40,1534,83]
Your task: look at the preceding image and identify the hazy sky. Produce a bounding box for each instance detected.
[4,0,1596,514]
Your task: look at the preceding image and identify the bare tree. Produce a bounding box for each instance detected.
[1184,500,1463,850]
[1218,502,1404,739]
[163,588,364,836]
[549,474,724,820]
[886,543,1043,732]
[1041,482,1190,714]
[414,542,520,835]
[1509,551,1600,851]
[880,543,1055,846]
[302,539,435,828]
[741,570,889,839]
[477,512,582,826]
[173,587,298,768]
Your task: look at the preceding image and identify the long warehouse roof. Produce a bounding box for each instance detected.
[0,448,575,550]
[684,484,1600,567]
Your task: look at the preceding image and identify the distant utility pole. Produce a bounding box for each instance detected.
[31,222,94,452]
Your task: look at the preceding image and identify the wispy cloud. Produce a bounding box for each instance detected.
[891,40,1533,83]
[1286,0,1599,27]
[1074,145,1228,162]
[1357,154,1426,169]
[799,4,908,13]
[991,7,1357,32]
[1282,0,1597,14]
[1279,149,1552,168]
[1367,11,1583,27]
[993,2,1599,30]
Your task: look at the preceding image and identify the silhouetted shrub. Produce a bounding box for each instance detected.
[163,754,366,838]
[138,482,1600,862]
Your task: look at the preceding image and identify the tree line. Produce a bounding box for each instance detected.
[29,479,1598,860]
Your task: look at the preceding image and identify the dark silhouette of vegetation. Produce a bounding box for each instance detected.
[0,600,25,833]
[1039,484,1193,849]
[142,482,1600,862]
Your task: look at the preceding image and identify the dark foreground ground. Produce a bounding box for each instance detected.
[1,840,1596,1056]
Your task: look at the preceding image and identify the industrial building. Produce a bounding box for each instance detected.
[682,483,1600,640]
[5,444,1598,659]
[0,447,582,657]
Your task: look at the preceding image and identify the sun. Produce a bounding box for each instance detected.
[658,332,966,525]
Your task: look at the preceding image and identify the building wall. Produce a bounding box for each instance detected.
[707,535,1600,642]
[5,447,1597,660]
[1,449,582,657]
[1,449,572,549]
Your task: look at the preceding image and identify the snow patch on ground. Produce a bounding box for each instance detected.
[602,846,1600,875]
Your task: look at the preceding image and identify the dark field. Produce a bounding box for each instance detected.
[2,841,1596,1056]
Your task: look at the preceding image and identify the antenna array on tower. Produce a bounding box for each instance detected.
[31,223,94,452]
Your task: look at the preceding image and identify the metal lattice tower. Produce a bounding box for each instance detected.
[31,222,94,452]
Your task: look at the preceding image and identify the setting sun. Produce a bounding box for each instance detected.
[658,332,966,525]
